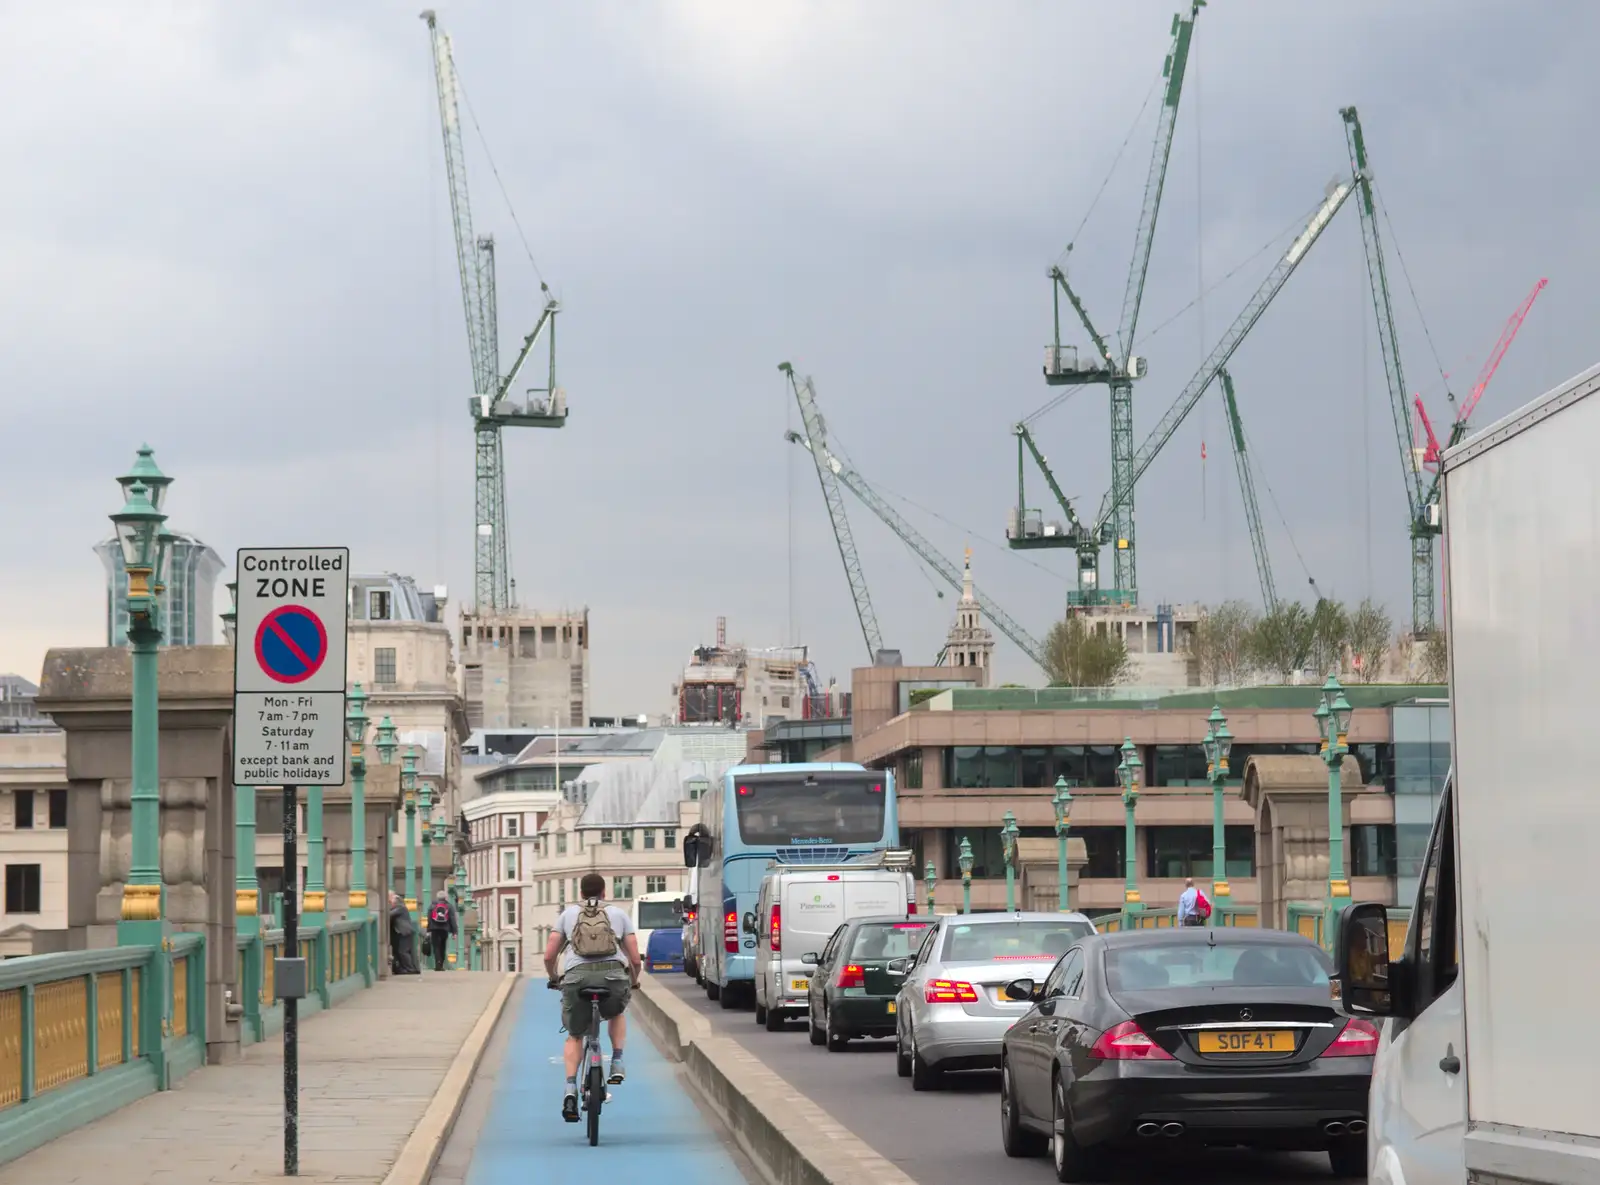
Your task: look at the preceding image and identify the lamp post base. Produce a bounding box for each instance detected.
[1212,880,1231,898]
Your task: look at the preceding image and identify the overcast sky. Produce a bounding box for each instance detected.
[3,1,1594,712]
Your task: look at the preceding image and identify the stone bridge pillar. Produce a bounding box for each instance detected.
[36,645,240,1064]
[1241,753,1363,932]
[1015,836,1089,914]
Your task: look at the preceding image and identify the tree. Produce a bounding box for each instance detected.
[1309,598,1350,677]
[1191,601,1259,687]
[1419,626,1449,683]
[1043,615,1131,687]
[1346,599,1393,683]
[1248,602,1314,682]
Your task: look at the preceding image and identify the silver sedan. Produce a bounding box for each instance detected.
[892,911,1096,1091]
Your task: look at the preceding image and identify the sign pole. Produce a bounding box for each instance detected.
[283,783,299,1176]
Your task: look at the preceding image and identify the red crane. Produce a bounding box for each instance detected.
[1414,277,1547,471]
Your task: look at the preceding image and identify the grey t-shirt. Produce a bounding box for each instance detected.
[555,903,635,975]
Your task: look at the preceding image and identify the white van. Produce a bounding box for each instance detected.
[750,860,914,1032]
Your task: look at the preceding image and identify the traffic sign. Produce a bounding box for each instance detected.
[233,548,349,786]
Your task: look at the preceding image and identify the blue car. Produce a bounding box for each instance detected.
[646,928,684,974]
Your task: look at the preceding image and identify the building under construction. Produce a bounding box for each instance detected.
[672,618,836,727]
[460,608,590,730]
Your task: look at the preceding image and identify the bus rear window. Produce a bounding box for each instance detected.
[734,775,887,845]
[636,900,680,930]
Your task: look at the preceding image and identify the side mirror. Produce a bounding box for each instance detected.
[1003,978,1037,1002]
[800,952,820,966]
[1334,902,1396,1017]
[742,911,758,936]
[681,837,699,869]
[886,957,910,976]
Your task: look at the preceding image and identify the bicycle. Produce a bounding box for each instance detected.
[550,978,621,1146]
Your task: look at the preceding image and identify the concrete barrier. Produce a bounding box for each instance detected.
[636,976,915,1185]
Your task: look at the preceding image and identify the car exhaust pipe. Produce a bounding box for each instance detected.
[1135,1122,1161,1138]
[1323,1121,1347,1137]
[1161,1122,1185,1138]
[1346,1119,1367,1135]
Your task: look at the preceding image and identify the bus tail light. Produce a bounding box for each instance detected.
[770,903,782,952]
[724,910,738,954]
[837,964,865,990]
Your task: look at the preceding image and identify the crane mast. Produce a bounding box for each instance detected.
[781,364,885,661]
[1218,370,1277,612]
[423,10,567,614]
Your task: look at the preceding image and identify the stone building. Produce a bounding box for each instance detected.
[0,732,69,955]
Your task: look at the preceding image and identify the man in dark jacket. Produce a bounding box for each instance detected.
[389,891,420,974]
[426,890,459,971]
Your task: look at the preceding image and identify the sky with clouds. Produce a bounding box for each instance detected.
[3,1,1595,712]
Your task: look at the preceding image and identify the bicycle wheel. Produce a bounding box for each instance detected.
[585,1061,604,1145]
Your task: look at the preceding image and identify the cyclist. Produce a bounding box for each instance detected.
[542,872,641,1123]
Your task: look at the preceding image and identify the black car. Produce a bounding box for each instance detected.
[803,915,937,1051]
[998,928,1375,1181]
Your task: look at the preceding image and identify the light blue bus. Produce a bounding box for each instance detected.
[682,762,899,1007]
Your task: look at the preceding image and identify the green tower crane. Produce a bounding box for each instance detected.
[1218,369,1278,612]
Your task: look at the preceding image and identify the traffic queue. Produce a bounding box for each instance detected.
[676,859,1372,1181]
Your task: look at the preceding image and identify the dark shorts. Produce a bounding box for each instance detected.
[560,961,631,1036]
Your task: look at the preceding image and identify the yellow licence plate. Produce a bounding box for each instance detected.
[791,979,809,991]
[1197,1029,1295,1054]
[887,1001,896,1013]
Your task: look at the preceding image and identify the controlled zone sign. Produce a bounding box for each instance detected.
[233,547,349,786]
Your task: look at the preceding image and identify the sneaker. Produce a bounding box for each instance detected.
[561,1092,579,1122]
[607,1057,626,1085]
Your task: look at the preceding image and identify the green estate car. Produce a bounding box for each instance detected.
[803,915,937,1052]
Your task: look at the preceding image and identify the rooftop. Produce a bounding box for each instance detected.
[914,684,1448,713]
[568,758,733,828]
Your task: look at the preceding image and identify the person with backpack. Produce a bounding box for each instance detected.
[541,872,642,1123]
[1177,876,1213,926]
[426,891,458,971]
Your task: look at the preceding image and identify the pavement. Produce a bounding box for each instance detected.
[0,971,511,1185]
[659,973,1369,1185]
[435,975,753,1184]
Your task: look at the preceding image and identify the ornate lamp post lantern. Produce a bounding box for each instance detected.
[924,859,937,915]
[1052,776,1074,912]
[401,747,419,921]
[110,449,174,943]
[1202,705,1234,901]
[344,685,371,918]
[1315,675,1355,926]
[1117,738,1143,915]
[958,837,974,915]
[1000,810,1020,912]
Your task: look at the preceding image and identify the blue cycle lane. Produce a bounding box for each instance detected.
[465,978,749,1183]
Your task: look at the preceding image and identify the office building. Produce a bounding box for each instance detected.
[95,531,223,647]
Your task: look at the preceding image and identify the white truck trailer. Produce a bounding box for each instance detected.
[1335,361,1600,1185]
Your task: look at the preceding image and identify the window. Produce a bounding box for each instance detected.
[502,849,518,881]
[556,833,567,855]
[506,817,519,838]
[503,896,517,927]
[1152,745,1209,786]
[643,829,656,850]
[600,829,614,844]
[646,875,666,894]
[781,695,791,709]
[1144,826,1255,879]
[558,880,566,906]
[13,791,33,830]
[848,920,933,961]
[612,876,634,900]
[942,825,1060,879]
[47,790,66,830]
[664,828,677,849]
[620,831,634,851]
[368,589,391,620]
[1351,825,1397,878]
[504,946,518,973]
[940,919,1093,962]
[1044,948,1084,998]
[5,865,40,914]
[1106,940,1331,991]
[1078,827,1126,879]
[1411,782,1459,1001]
[373,647,397,684]
[944,746,1019,788]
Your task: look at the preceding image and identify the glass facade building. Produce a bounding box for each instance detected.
[96,533,223,648]
[1391,700,1452,908]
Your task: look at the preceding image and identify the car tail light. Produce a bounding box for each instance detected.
[1320,1017,1380,1058]
[907,900,918,915]
[924,979,980,1004]
[1089,1020,1174,1061]
[837,963,865,989]
[723,910,738,954]
[770,903,782,952]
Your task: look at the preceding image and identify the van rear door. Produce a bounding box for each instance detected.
[844,874,908,921]
[781,875,846,963]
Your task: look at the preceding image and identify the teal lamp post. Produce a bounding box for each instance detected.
[111,455,172,945]
[224,581,261,936]
[1052,776,1073,912]
[373,716,398,915]
[420,781,436,938]
[344,685,370,919]
[1315,675,1354,935]
[1202,705,1234,902]
[1117,738,1143,916]
[924,859,937,915]
[1000,810,1020,912]
[401,748,419,921]
[958,837,974,915]
[451,863,468,969]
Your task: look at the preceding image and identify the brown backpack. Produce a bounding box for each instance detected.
[568,900,619,959]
